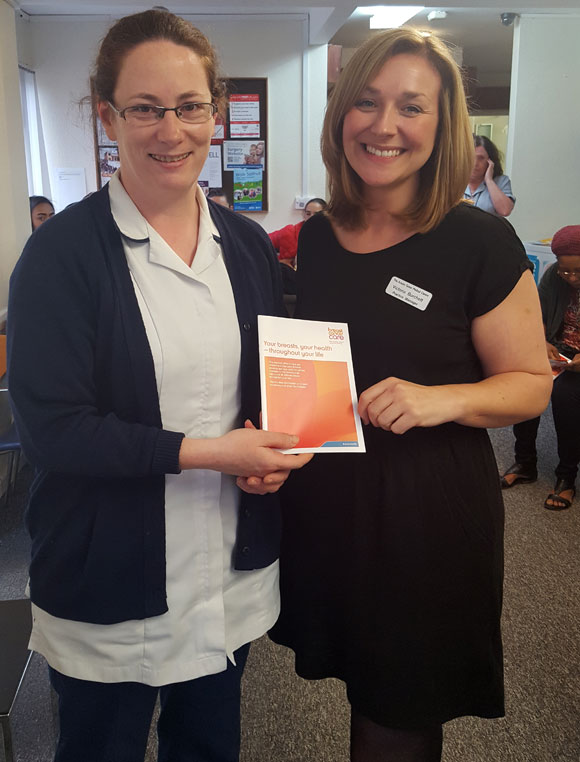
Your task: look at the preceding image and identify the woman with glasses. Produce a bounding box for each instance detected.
[501,225,580,510]
[269,29,551,761]
[8,10,311,762]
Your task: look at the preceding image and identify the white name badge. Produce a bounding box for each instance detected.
[385,276,432,311]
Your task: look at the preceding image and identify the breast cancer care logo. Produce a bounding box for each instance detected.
[328,327,345,343]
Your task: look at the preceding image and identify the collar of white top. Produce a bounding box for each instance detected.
[468,181,486,196]
[107,170,220,245]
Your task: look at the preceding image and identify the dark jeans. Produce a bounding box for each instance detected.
[49,643,250,762]
[513,366,580,483]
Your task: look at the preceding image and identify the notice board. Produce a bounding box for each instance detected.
[93,77,268,212]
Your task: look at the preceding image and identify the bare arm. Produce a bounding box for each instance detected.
[484,162,515,217]
[359,270,552,433]
[179,427,310,476]
[453,270,552,426]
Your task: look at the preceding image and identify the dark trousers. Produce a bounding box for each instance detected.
[513,368,580,483]
[49,643,250,762]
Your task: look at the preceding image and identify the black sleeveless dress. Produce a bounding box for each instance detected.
[269,204,531,729]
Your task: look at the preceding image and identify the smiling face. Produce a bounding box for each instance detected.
[31,202,55,229]
[342,53,440,207]
[97,39,215,208]
[470,145,489,184]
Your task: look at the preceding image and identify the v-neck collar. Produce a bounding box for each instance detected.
[108,171,220,277]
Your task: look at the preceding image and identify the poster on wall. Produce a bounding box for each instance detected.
[223,140,265,169]
[96,118,116,147]
[213,114,226,140]
[233,168,262,211]
[229,94,260,137]
[99,146,120,186]
[198,145,223,190]
[53,167,87,210]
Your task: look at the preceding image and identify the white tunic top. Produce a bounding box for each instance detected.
[29,174,279,686]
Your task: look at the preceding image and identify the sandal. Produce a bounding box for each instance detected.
[544,478,576,511]
[500,462,538,490]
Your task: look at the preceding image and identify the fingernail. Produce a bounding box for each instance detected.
[291,436,299,446]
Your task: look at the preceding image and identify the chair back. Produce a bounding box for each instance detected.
[0,335,6,380]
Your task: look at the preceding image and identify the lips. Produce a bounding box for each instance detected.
[150,152,191,163]
[365,145,403,158]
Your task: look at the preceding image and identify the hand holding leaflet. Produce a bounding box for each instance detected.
[550,353,571,380]
[258,315,365,453]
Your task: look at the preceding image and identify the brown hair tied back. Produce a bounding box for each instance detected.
[91,9,227,116]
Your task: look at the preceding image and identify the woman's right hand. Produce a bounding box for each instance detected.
[178,426,312,479]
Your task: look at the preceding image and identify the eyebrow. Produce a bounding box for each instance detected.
[361,86,430,100]
[127,91,209,103]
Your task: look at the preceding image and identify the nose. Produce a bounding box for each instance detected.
[154,111,184,143]
[370,105,398,137]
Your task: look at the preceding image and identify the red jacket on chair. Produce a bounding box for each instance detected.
[269,221,304,261]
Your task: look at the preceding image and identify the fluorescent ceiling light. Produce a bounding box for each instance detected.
[358,6,425,29]
[427,10,447,21]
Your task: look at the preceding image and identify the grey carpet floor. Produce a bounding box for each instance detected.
[1,413,579,761]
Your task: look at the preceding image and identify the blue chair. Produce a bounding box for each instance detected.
[0,331,21,507]
[0,421,20,508]
[527,253,540,285]
[0,599,33,762]
[0,374,20,507]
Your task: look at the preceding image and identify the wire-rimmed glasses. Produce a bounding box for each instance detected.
[107,101,217,125]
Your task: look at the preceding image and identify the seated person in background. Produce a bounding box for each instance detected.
[501,225,580,510]
[30,195,55,230]
[268,197,327,267]
[207,188,231,208]
[464,135,515,217]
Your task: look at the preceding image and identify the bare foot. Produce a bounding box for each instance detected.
[500,463,537,489]
[502,472,520,487]
[545,487,575,510]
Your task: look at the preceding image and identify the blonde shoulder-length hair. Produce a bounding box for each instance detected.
[322,28,474,232]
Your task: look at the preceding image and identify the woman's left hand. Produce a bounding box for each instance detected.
[236,469,293,495]
[358,377,463,435]
[236,419,313,495]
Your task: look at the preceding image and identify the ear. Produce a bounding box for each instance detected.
[96,101,118,142]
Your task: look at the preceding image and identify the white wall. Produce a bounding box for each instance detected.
[469,114,509,161]
[0,2,30,319]
[18,14,327,231]
[506,14,580,241]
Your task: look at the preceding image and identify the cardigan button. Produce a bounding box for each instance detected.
[241,545,250,556]
[243,508,251,518]
[242,322,251,331]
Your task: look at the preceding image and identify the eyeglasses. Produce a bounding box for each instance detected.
[107,101,217,125]
[557,269,580,278]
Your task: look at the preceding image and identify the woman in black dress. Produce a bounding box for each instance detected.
[268,28,552,762]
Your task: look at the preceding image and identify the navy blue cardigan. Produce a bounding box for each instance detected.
[8,186,284,625]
